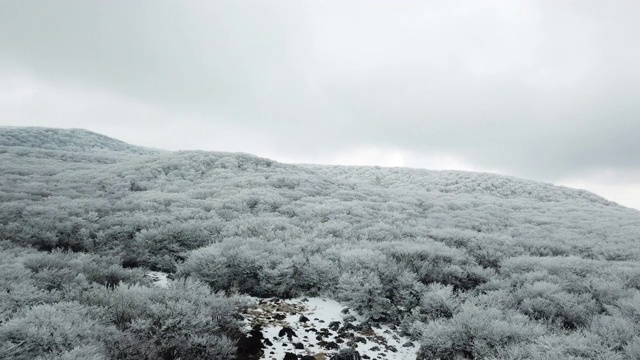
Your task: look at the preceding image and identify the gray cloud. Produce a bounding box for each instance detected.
[1,0,640,184]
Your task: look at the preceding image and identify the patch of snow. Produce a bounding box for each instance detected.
[242,297,419,360]
[145,271,168,288]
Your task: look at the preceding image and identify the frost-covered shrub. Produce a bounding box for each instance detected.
[612,290,640,323]
[399,283,463,336]
[418,303,545,359]
[589,315,636,351]
[337,271,390,321]
[23,251,143,291]
[36,345,107,360]
[517,285,599,329]
[495,331,627,360]
[178,241,262,294]
[386,241,492,291]
[0,302,116,360]
[586,276,628,308]
[23,252,83,291]
[501,257,609,329]
[82,263,143,289]
[624,337,640,359]
[0,281,60,322]
[390,270,426,314]
[180,239,339,298]
[419,283,461,320]
[300,254,340,294]
[0,246,62,321]
[85,279,240,359]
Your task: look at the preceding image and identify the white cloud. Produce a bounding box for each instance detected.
[558,171,640,211]
[1,1,640,210]
[0,70,273,155]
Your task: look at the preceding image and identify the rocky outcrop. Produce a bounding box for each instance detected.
[236,325,264,360]
[240,297,418,359]
[331,348,362,360]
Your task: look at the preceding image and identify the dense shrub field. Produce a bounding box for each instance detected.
[2,127,640,359]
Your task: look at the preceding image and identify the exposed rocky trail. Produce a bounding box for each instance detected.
[240,297,418,360]
[146,272,418,359]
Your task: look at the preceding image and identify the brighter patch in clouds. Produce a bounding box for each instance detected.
[559,174,640,211]
[0,70,274,155]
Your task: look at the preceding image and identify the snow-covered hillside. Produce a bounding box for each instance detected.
[3,127,640,359]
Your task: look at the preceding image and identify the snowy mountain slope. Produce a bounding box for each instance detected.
[0,126,161,155]
[2,127,640,359]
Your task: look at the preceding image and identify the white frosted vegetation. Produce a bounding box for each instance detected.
[2,127,640,359]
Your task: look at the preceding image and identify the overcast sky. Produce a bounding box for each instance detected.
[1,1,639,210]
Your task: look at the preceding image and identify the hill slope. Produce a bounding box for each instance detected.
[0,127,160,154]
[1,127,640,359]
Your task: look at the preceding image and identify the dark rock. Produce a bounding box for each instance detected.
[249,325,264,340]
[340,323,357,332]
[319,320,325,323]
[341,307,350,314]
[343,315,357,323]
[402,341,414,348]
[355,323,372,333]
[328,321,341,331]
[236,332,264,360]
[369,346,380,351]
[299,315,310,323]
[340,331,355,339]
[278,326,297,340]
[273,313,287,320]
[362,355,370,360]
[335,337,344,343]
[301,356,315,360]
[354,336,367,344]
[264,338,273,347]
[322,341,340,350]
[375,336,387,345]
[294,343,304,350]
[356,322,375,336]
[331,348,361,360]
[387,345,398,353]
[283,352,297,360]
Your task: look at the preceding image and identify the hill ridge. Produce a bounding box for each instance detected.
[0,126,161,155]
[0,126,619,208]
